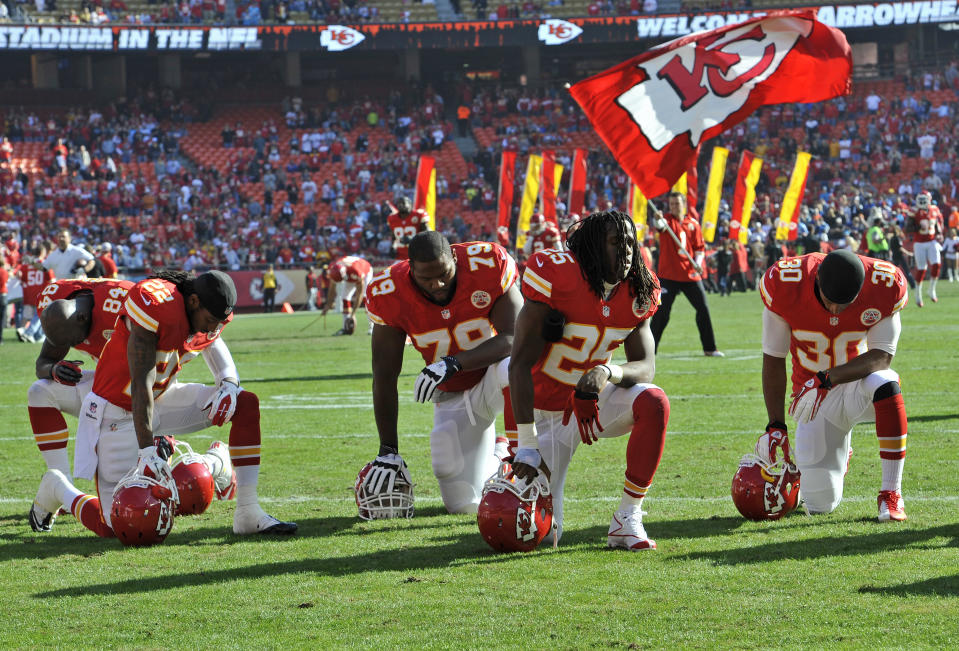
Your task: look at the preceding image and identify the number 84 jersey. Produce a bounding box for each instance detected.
[366,241,518,394]
[760,253,908,394]
[36,278,134,360]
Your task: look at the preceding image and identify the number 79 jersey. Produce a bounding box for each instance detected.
[36,278,134,360]
[760,253,908,394]
[522,249,660,411]
[365,241,518,394]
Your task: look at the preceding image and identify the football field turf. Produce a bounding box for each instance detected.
[2,284,958,648]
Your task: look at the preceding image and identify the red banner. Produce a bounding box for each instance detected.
[568,148,588,218]
[541,149,558,226]
[414,155,436,227]
[730,150,763,244]
[497,150,517,248]
[568,10,851,198]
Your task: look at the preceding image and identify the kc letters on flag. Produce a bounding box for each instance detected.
[569,10,851,198]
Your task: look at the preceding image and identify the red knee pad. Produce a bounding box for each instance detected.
[632,387,670,426]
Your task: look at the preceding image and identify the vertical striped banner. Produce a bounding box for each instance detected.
[568,148,588,218]
[515,155,542,252]
[701,146,728,243]
[777,152,811,241]
[497,150,517,248]
[541,149,558,226]
[628,181,648,241]
[413,155,436,229]
[731,151,763,245]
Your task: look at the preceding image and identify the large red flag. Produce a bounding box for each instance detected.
[568,148,588,218]
[569,11,850,198]
[497,151,517,248]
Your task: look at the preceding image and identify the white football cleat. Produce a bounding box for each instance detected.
[29,469,67,533]
[205,441,237,500]
[878,490,907,522]
[930,288,938,303]
[704,350,725,357]
[607,508,656,551]
[233,503,298,535]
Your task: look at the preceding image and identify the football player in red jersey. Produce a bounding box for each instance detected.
[649,192,724,357]
[387,196,430,260]
[758,250,910,521]
[522,213,562,257]
[17,247,55,343]
[322,255,373,335]
[510,210,670,550]
[29,271,296,538]
[27,278,237,535]
[362,231,522,515]
[905,191,944,306]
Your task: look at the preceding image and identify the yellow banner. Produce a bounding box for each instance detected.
[672,173,687,197]
[777,152,811,240]
[516,155,542,251]
[629,182,648,241]
[426,168,436,229]
[738,156,764,245]
[701,147,728,243]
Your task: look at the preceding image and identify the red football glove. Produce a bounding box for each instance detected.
[51,360,83,386]
[755,421,791,465]
[789,371,832,424]
[562,390,603,445]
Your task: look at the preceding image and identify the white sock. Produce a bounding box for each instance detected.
[916,281,924,301]
[42,448,70,477]
[618,494,645,513]
[881,458,904,492]
[61,483,86,512]
[235,466,259,508]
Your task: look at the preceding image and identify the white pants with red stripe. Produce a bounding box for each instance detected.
[794,368,899,514]
[430,358,510,514]
[913,240,941,270]
[94,381,218,527]
[28,371,95,419]
[534,382,661,543]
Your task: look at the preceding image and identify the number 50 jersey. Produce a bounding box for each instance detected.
[366,241,518,394]
[760,253,908,395]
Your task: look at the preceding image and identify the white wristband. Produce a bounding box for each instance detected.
[517,422,538,449]
[600,363,624,385]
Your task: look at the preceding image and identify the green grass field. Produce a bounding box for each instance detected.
[2,282,959,648]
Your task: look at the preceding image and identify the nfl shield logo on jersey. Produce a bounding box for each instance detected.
[602,306,610,318]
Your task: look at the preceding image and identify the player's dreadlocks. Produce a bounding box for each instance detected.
[566,210,658,306]
[148,269,196,296]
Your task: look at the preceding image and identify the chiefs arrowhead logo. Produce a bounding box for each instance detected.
[320,25,365,52]
[616,17,812,151]
[538,19,582,46]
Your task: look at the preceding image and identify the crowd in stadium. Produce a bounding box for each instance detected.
[3,65,959,298]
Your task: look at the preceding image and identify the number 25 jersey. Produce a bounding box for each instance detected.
[760,253,908,395]
[522,249,660,411]
[366,241,517,393]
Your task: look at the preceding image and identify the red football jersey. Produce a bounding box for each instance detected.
[93,278,233,410]
[387,209,430,259]
[366,241,518,393]
[527,224,562,254]
[656,213,704,281]
[328,255,372,282]
[36,278,133,359]
[19,264,55,307]
[522,249,660,411]
[760,253,908,395]
[910,205,943,243]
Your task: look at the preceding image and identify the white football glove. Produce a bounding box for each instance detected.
[788,372,832,424]
[513,447,542,471]
[363,453,412,495]
[755,422,790,465]
[652,216,667,231]
[203,380,242,427]
[137,445,177,496]
[413,356,462,403]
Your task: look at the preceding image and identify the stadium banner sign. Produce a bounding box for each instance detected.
[0,5,951,52]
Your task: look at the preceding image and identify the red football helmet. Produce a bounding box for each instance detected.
[354,461,414,520]
[731,454,801,521]
[530,213,546,235]
[169,442,215,516]
[477,467,554,552]
[111,468,178,546]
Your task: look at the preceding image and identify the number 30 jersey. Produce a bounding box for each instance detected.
[522,249,660,411]
[760,253,908,395]
[93,278,232,410]
[366,241,518,394]
[36,278,134,360]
